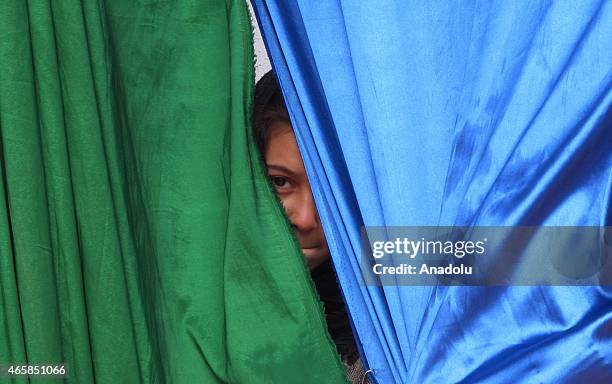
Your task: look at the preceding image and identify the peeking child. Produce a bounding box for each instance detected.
[253,71,369,384]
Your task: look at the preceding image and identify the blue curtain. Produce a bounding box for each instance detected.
[251,1,612,383]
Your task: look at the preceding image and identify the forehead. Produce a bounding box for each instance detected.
[264,121,306,174]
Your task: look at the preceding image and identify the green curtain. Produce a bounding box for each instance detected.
[0,1,347,383]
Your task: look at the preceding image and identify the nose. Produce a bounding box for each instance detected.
[288,190,319,232]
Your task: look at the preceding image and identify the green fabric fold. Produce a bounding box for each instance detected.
[0,1,347,382]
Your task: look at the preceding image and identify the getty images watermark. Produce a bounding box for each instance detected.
[361,227,612,286]
[371,236,487,276]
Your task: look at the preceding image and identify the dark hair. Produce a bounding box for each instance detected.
[253,70,290,155]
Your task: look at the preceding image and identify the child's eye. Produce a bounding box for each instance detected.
[270,176,289,189]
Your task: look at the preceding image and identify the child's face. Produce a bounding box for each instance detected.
[265,121,330,270]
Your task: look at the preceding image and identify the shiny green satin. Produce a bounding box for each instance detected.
[0,1,346,382]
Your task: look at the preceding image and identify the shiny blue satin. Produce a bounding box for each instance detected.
[252,1,612,383]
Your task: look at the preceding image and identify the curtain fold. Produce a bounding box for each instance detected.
[252,0,612,383]
[0,1,347,383]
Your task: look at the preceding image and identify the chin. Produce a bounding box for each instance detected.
[301,247,321,259]
[302,248,329,269]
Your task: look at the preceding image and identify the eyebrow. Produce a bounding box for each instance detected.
[265,163,298,176]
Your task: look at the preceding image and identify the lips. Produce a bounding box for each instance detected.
[301,247,319,255]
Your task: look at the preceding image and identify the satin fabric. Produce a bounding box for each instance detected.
[252,1,612,383]
[0,1,347,382]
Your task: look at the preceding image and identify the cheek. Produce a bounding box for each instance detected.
[277,193,296,214]
[316,227,329,247]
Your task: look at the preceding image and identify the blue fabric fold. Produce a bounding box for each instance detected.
[252,1,612,382]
